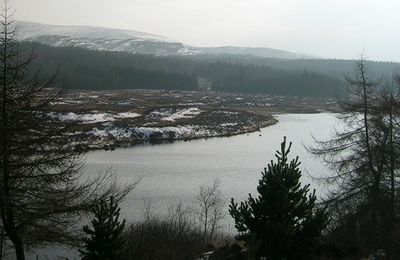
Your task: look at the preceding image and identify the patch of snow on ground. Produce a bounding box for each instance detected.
[64,100,84,104]
[109,128,132,139]
[82,113,115,123]
[117,101,133,106]
[114,112,141,119]
[148,107,203,122]
[88,125,213,140]
[212,110,239,115]
[162,108,202,121]
[48,112,141,123]
[220,123,237,127]
[148,110,170,118]
[49,101,68,105]
[89,128,108,137]
[49,112,114,123]
[177,102,205,106]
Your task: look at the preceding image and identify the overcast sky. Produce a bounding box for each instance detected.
[12,0,400,61]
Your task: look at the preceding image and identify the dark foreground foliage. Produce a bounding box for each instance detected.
[0,4,133,260]
[230,137,329,259]
[80,197,126,260]
[310,58,400,259]
[120,204,231,260]
[121,209,203,259]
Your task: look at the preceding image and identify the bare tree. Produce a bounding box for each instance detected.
[0,2,134,259]
[376,82,400,225]
[195,179,225,247]
[310,57,400,253]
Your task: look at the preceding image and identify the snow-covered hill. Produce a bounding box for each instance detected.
[17,21,198,56]
[17,21,313,59]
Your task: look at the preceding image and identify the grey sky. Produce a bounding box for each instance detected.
[12,0,400,61]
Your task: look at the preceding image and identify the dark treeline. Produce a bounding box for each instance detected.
[23,42,345,97]
[26,43,198,91]
[192,53,400,80]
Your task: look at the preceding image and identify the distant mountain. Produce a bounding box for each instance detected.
[17,21,198,56]
[17,21,313,59]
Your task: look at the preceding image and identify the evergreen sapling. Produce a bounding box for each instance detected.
[229,137,328,259]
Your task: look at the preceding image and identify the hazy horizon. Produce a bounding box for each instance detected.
[12,0,400,62]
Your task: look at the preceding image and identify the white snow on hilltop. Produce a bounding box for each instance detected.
[17,21,313,59]
[17,21,174,43]
[17,21,199,56]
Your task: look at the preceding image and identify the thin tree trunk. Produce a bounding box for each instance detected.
[389,93,395,224]
[1,216,24,260]
[360,61,374,177]
[12,238,24,260]
[1,207,25,260]
[203,207,208,247]
[0,4,25,259]
[359,60,380,246]
[0,234,3,260]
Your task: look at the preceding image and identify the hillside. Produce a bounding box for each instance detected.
[18,21,400,97]
[25,43,345,97]
[17,21,312,59]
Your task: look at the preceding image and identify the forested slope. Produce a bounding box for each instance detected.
[25,42,346,97]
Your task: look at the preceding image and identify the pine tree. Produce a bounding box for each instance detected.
[229,137,328,259]
[0,2,133,259]
[309,58,400,254]
[80,197,126,260]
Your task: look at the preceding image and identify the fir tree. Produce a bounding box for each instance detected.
[0,3,133,259]
[229,137,328,259]
[80,197,126,260]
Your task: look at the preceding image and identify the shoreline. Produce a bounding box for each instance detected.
[90,111,339,151]
[48,89,338,152]
[83,116,279,151]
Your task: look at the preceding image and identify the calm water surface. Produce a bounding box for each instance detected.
[83,113,338,220]
[29,113,339,259]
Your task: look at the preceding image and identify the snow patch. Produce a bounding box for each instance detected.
[148,107,203,122]
[220,123,237,127]
[114,112,141,119]
[48,111,141,123]
[212,110,239,115]
[88,125,213,140]
[162,108,202,121]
